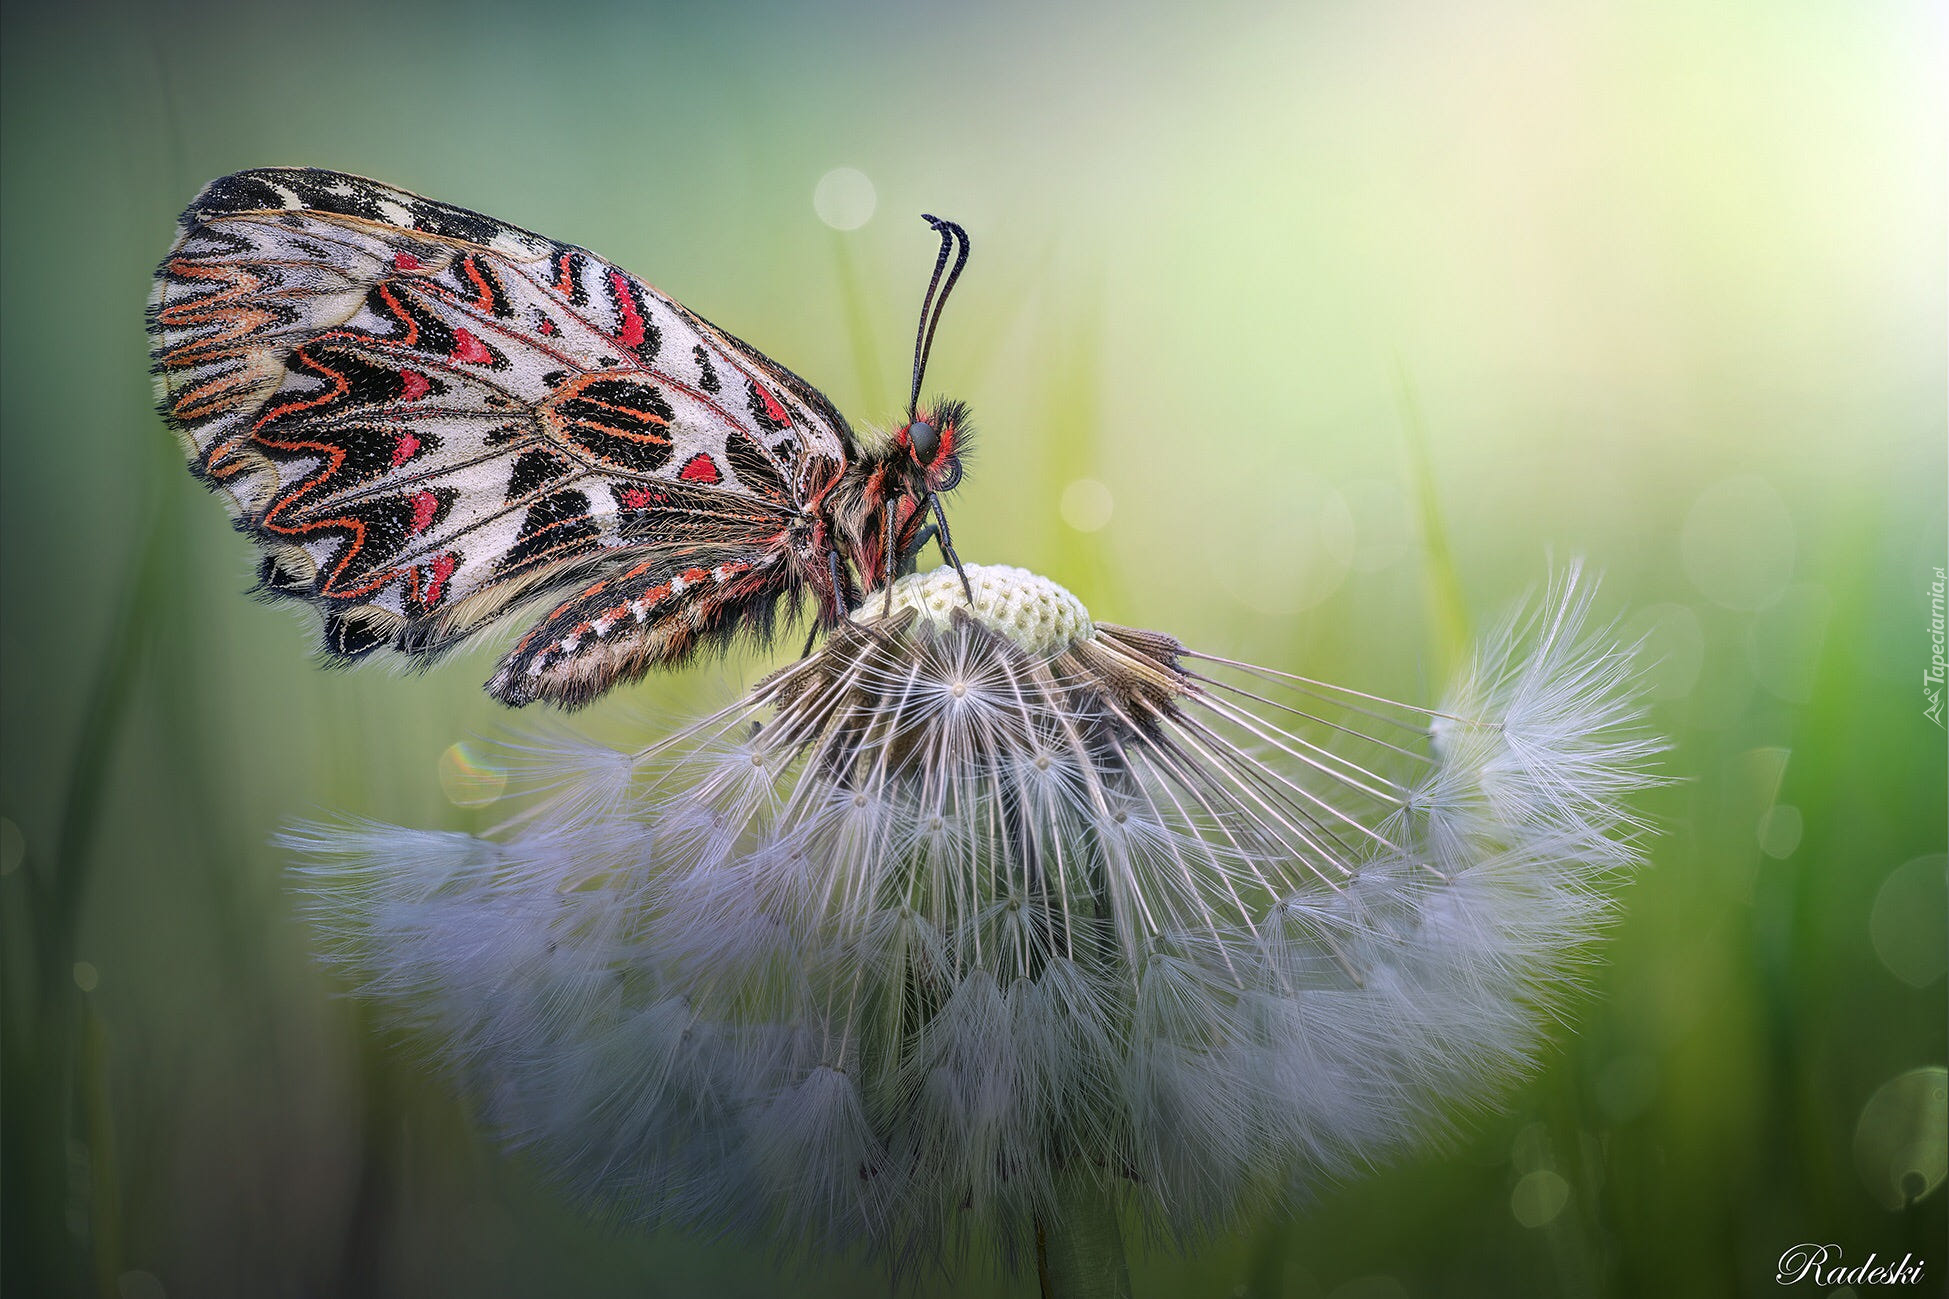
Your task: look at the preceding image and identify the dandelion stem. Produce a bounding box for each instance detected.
[1034,1164,1133,1299]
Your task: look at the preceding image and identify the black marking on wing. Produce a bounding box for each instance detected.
[502,489,600,574]
[507,448,575,499]
[192,168,553,252]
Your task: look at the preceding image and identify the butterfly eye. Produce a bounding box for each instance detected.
[934,454,963,492]
[906,420,940,463]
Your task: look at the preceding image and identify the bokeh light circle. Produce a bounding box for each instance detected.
[1852,1066,1947,1210]
[1624,603,1706,700]
[813,167,877,230]
[1680,475,1795,611]
[1509,1122,1552,1173]
[1870,855,1947,987]
[1059,478,1114,532]
[1339,477,1411,573]
[1510,1170,1571,1227]
[1756,804,1803,858]
[438,742,508,808]
[1208,475,1353,615]
[117,1272,167,1299]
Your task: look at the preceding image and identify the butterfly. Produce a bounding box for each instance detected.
[148,168,974,708]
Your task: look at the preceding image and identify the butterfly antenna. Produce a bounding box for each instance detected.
[908,215,969,419]
[905,215,974,605]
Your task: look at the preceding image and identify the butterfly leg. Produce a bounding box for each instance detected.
[927,491,975,603]
[898,522,938,575]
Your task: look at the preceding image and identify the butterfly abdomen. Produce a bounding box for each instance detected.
[487,552,787,707]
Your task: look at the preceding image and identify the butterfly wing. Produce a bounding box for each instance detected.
[149,168,857,705]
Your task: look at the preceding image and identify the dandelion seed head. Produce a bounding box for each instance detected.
[301,564,1661,1266]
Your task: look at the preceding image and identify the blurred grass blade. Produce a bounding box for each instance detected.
[1038,288,1112,607]
[1393,355,1470,676]
[956,235,1059,390]
[0,489,169,1298]
[830,229,888,411]
[81,1001,124,1299]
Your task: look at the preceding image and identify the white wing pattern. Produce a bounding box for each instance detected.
[149,168,858,705]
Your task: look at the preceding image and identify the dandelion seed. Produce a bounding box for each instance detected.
[291,561,1659,1275]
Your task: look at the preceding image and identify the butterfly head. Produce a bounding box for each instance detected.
[815,216,980,612]
[895,398,970,495]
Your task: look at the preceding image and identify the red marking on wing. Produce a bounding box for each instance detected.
[252,350,349,432]
[424,552,457,603]
[374,283,422,348]
[678,453,722,484]
[238,348,458,605]
[449,328,492,365]
[584,561,757,640]
[393,252,421,271]
[460,257,498,313]
[398,370,430,402]
[408,489,439,534]
[245,352,392,597]
[554,253,577,296]
[609,270,645,347]
[619,486,664,510]
[754,383,788,425]
[391,432,421,468]
[537,317,557,336]
[625,578,674,621]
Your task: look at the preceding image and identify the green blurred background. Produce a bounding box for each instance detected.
[3,0,1943,1295]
